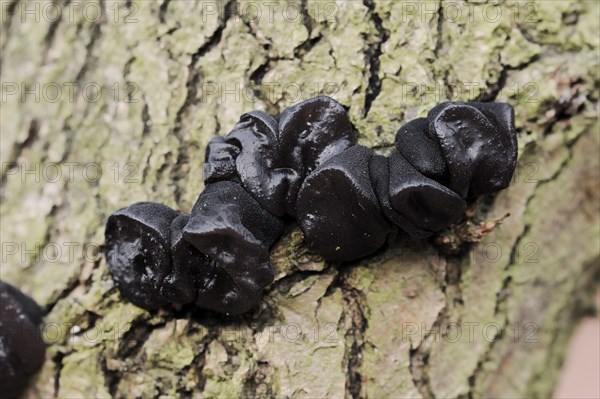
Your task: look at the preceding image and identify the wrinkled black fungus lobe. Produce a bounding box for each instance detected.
[203,136,240,184]
[428,102,517,198]
[278,96,355,176]
[224,111,298,217]
[387,153,467,235]
[395,117,449,184]
[162,214,216,305]
[184,181,282,296]
[0,282,46,399]
[296,146,393,261]
[104,202,179,309]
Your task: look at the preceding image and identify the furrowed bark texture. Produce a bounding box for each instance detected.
[1,1,598,398]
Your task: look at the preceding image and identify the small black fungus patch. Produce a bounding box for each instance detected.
[105,97,518,315]
[0,281,46,398]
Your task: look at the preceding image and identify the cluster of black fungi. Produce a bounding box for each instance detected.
[105,97,517,315]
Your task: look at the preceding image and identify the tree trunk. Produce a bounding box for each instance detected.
[1,0,598,398]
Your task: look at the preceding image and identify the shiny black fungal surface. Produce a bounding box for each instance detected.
[278,96,355,176]
[184,182,282,296]
[388,152,467,235]
[296,145,392,261]
[224,111,298,217]
[428,102,517,198]
[278,96,356,215]
[203,136,240,184]
[0,282,46,398]
[162,214,214,305]
[105,97,517,315]
[395,117,449,184]
[105,202,179,309]
[369,153,431,239]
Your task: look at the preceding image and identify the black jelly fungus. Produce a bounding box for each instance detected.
[203,136,240,184]
[226,111,299,217]
[369,153,430,238]
[388,153,467,234]
[104,97,517,315]
[395,117,449,184]
[0,282,46,398]
[184,181,281,313]
[104,202,179,309]
[187,181,284,249]
[278,97,356,216]
[429,102,517,198]
[193,266,263,315]
[1,282,45,326]
[278,96,355,176]
[296,145,392,261]
[160,214,215,305]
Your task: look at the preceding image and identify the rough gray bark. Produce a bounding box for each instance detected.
[0,0,598,398]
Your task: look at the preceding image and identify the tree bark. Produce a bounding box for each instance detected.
[1,0,598,398]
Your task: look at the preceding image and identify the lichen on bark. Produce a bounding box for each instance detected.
[0,1,598,398]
